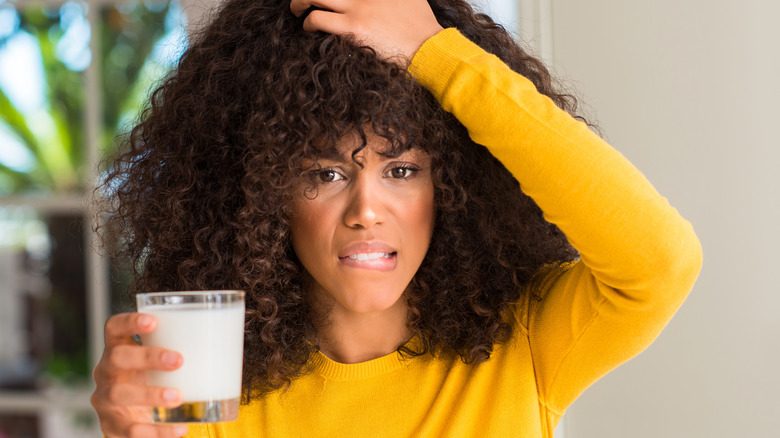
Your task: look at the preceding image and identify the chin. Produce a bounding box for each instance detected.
[337,287,406,314]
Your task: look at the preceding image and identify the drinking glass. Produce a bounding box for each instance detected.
[136,290,245,423]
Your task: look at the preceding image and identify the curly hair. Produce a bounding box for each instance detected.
[97,0,584,401]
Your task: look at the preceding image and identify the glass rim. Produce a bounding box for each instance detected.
[137,290,245,298]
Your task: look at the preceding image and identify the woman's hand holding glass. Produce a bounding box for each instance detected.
[91,313,188,438]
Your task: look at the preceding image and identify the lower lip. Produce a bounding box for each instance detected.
[338,253,397,272]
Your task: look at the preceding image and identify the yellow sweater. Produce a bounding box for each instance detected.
[186,29,702,438]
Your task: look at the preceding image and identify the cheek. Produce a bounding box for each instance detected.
[421,184,436,230]
[417,202,435,239]
[289,201,328,260]
[404,189,436,250]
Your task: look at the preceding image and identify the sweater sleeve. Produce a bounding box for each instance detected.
[409,29,702,414]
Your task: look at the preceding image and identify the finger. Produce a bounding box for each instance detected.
[102,382,183,408]
[303,9,350,35]
[102,345,183,375]
[105,313,157,347]
[290,0,346,17]
[128,423,188,438]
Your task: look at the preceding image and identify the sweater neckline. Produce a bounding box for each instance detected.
[310,336,422,381]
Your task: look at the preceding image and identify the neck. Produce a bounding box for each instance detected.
[313,296,411,364]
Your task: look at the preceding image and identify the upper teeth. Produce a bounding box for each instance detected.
[348,252,392,261]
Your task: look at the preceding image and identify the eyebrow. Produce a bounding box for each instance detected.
[315,147,422,164]
[315,148,350,163]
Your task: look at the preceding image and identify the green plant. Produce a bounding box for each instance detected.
[0,0,187,384]
[0,0,185,195]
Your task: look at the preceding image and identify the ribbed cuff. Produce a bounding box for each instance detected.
[408,28,485,99]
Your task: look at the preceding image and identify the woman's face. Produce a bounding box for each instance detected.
[289,132,435,315]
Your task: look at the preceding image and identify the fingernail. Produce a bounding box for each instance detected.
[163,388,180,402]
[173,425,188,436]
[162,352,181,366]
[138,314,152,328]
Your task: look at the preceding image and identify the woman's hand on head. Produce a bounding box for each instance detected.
[290,0,444,63]
[91,313,188,438]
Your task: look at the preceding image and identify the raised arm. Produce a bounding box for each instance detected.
[294,0,703,415]
[408,29,702,413]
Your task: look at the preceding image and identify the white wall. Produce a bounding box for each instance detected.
[550,1,780,437]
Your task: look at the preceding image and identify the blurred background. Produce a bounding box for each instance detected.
[0,0,187,435]
[0,0,777,437]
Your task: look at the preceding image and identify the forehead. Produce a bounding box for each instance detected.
[312,131,429,163]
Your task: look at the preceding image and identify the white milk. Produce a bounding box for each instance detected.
[141,303,244,402]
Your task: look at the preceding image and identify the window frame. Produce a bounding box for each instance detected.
[0,0,191,433]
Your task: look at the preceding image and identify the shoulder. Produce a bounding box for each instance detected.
[527,261,579,301]
[508,260,579,332]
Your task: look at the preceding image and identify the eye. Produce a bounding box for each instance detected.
[385,165,420,179]
[313,168,345,183]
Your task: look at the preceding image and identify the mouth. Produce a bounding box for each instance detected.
[343,252,396,261]
[338,251,398,271]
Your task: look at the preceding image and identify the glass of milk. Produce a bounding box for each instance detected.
[136,290,245,423]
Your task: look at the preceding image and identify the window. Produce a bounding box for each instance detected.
[0,0,187,436]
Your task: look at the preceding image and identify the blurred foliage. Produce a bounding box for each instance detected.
[0,0,187,384]
[0,0,185,195]
[100,0,179,155]
[0,3,84,194]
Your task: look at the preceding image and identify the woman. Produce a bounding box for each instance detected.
[91,0,703,436]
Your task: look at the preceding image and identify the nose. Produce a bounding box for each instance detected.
[342,175,387,229]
